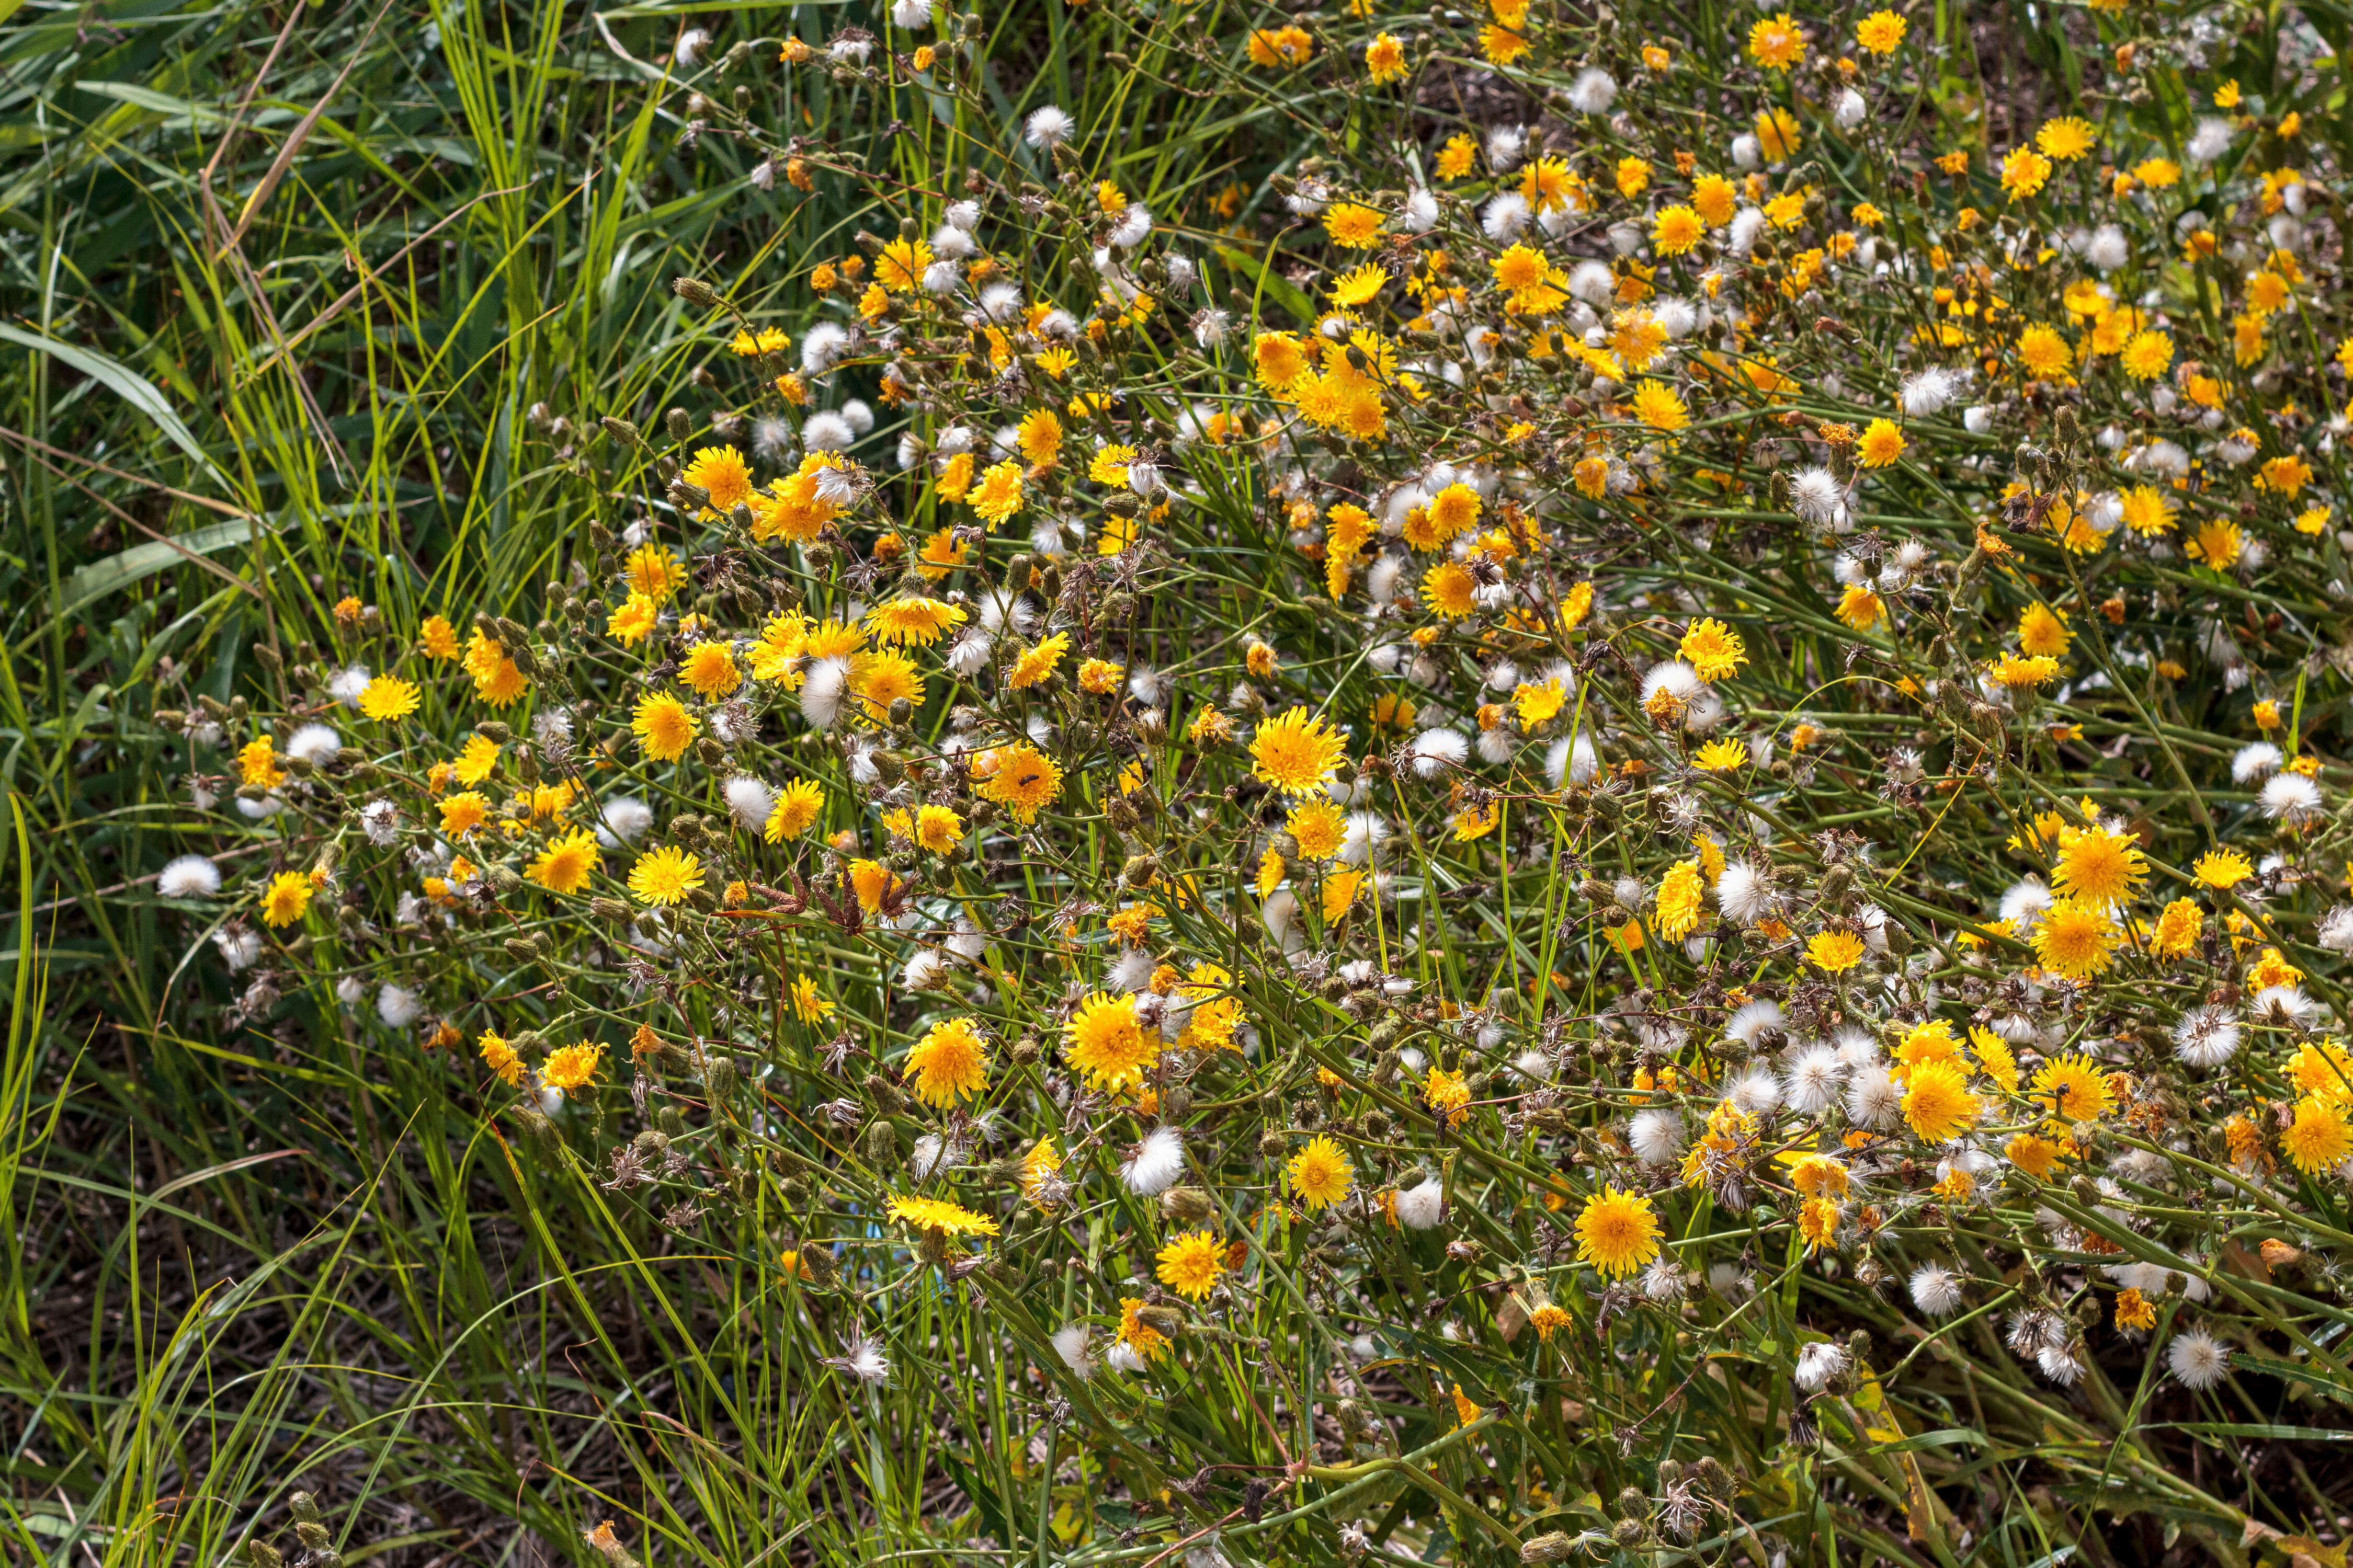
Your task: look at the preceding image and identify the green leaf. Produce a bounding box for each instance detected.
[0,323,231,488]
[55,519,259,623]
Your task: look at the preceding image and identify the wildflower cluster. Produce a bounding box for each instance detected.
[147,0,2353,1556]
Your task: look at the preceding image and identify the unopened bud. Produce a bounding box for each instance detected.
[1161,1186,1213,1223]
[1134,1303,1184,1336]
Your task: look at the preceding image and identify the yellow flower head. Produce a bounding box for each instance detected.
[1156,1229,1226,1300]
[1287,1135,1355,1209]
[1574,1186,1662,1276]
[1249,707,1348,796]
[1063,991,1158,1090]
[1679,617,1746,681]
[2031,1054,2116,1123]
[628,844,705,906]
[903,1017,990,1107]
[259,870,313,928]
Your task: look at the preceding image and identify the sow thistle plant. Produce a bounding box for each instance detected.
[149,0,2353,1558]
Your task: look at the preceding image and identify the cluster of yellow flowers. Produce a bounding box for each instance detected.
[162,0,2353,1554]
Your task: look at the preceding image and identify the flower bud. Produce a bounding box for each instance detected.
[1161,1186,1213,1223]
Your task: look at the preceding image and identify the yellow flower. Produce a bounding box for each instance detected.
[1755,107,1801,160]
[1246,24,1314,66]
[529,828,600,894]
[1420,560,1478,619]
[680,641,742,700]
[438,791,490,838]
[541,1041,604,1091]
[1986,653,2060,688]
[970,459,1025,524]
[608,593,661,646]
[1480,23,1529,64]
[1999,145,2053,200]
[1855,8,1906,52]
[681,445,754,514]
[628,844,704,906]
[1064,991,1158,1090]
[1156,1229,1225,1299]
[1903,1060,1981,1142]
[1746,10,1804,70]
[766,779,826,841]
[1789,1153,1851,1200]
[1652,205,1704,256]
[866,596,968,646]
[1453,800,1500,841]
[913,804,964,853]
[2036,116,2095,161]
[976,741,1064,823]
[2033,897,2119,977]
[2120,329,2173,381]
[1249,707,1348,796]
[1117,1296,1170,1358]
[1836,583,1885,631]
[480,1031,523,1086]
[886,1193,1000,1237]
[259,871,313,928]
[2017,324,2074,380]
[791,974,836,1023]
[2149,897,2202,957]
[2018,601,2071,657]
[1856,418,1907,468]
[2052,823,2146,907]
[451,733,499,785]
[903,1018,990,1107]
[420,614,461,659]
[1365,31,1406,82]
[1806,929,1867,972]
[2185,518,2243,570]
[2192,848,2253,890]
[1631,380,1690,431]
[1321,867,1368,922]
[1329,264,1388,307]
[849,858,900,912]
[1693,738,1747,772]
[632,693,698,761]
[2282,1097,2349,1174]
[1007,632,1072,689]
[1422,1064,1471,1115]
[1324,202,1385,247]
[1019,1136,1062,1203]
[1287,1135,1355,1209]
[1692,174,1736,227]
[1679,617,1745,681]
[1574,1186,1661,1276]
[1288,798,1346,859]
[2030,1054,2115,1123]
[1653,859,1706,940]
[358,675,420,720]
[1513,678,1567,726]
